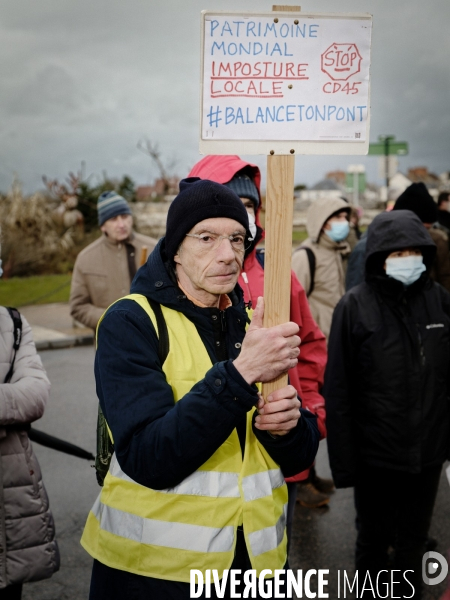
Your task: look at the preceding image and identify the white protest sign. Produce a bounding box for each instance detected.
[200,11,373,155]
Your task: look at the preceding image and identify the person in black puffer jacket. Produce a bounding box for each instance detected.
[324,209,450,599]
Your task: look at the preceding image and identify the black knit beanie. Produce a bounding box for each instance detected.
[165,177,251,258]
[393,183,438,224]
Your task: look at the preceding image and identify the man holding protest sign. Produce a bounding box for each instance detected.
[81,178,319,599]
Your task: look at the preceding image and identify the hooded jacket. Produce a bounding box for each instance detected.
[92,239,319,492]
[324,210,450,488]
[392,184,450,292]
[292,197,351,340]
[0,308,59,588]
[188,156,327,465]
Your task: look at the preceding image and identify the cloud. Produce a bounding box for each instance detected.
[0,0,449,193]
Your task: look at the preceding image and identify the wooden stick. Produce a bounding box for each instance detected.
[262,154,295,401]
[260,2,301,413]
[139,246,148,267]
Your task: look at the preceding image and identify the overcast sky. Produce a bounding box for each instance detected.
[1,0,449,194]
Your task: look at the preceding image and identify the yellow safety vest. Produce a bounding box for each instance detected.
[81,294,288,582]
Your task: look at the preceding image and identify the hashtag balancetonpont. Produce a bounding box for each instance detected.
[206,104,367,128]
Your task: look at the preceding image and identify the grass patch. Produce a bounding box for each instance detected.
[0,274,72,307]
[292,230,308,245]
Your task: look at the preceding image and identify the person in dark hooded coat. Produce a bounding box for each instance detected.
[324,210,450,599]
[393,182,450,292]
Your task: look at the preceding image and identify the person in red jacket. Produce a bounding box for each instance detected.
[189,155,331,518]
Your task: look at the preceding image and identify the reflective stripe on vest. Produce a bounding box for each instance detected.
[248,504,288,557]
[90,494,235,553]
[81,293,288,581]
[110,455,284,502]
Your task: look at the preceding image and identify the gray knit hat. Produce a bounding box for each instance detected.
[224,174,260,209]
[97,191,132,226]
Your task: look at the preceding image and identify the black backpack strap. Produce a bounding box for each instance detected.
[304,247,316,297]
[4,308,22,383]
[293,247,316,297]
[147,298,169,365]
[95,297,169,486]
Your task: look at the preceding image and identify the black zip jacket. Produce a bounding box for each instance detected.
[94,238,319,489]
[324,210,450,488]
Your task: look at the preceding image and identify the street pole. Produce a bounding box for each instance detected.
[384,136,391,189]
[353,171,359,206]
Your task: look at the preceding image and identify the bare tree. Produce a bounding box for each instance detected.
[137,138,177,195]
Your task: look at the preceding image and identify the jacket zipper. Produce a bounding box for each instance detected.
[220,310,227,333]
[417,327,426,367]
[403,298,426,368]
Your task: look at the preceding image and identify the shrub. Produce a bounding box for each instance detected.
[0,179,77,277]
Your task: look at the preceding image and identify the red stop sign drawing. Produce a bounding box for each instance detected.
[321,43,362,81]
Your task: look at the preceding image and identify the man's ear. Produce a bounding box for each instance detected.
[173,248,181,266]
[100,224,106,234]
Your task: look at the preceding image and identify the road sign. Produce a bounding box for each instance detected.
[368,142,408,156]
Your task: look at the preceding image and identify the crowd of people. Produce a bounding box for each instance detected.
[1,156,449,600]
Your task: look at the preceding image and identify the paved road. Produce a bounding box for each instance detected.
[23,346,450,599]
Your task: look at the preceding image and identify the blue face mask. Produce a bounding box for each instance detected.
[385,255,426,286]
[325,220,350,243]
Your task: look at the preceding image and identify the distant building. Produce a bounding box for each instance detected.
[135,186,154,201]
[298,178,346,202]
[439,171,450,190]
[326,170,347,186]
[388,172,412,201]
[387,168,440,201]
[407,167,440,189]
[136,177,180,201]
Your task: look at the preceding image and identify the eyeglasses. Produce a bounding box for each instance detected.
[185,232,252,253]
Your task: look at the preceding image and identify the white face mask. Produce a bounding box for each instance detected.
[385,255,426,286]
[247,212,257,240]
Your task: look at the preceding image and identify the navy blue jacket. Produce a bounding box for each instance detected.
[95,238,319,489]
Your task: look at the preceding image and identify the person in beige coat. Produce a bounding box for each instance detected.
[292,197,351,340]
[0,306,59,598]
[70,191,157,330]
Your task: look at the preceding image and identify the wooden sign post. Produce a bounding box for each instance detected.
[200,6,372,397]
[262,152,295,399]
[261,5,299,402]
